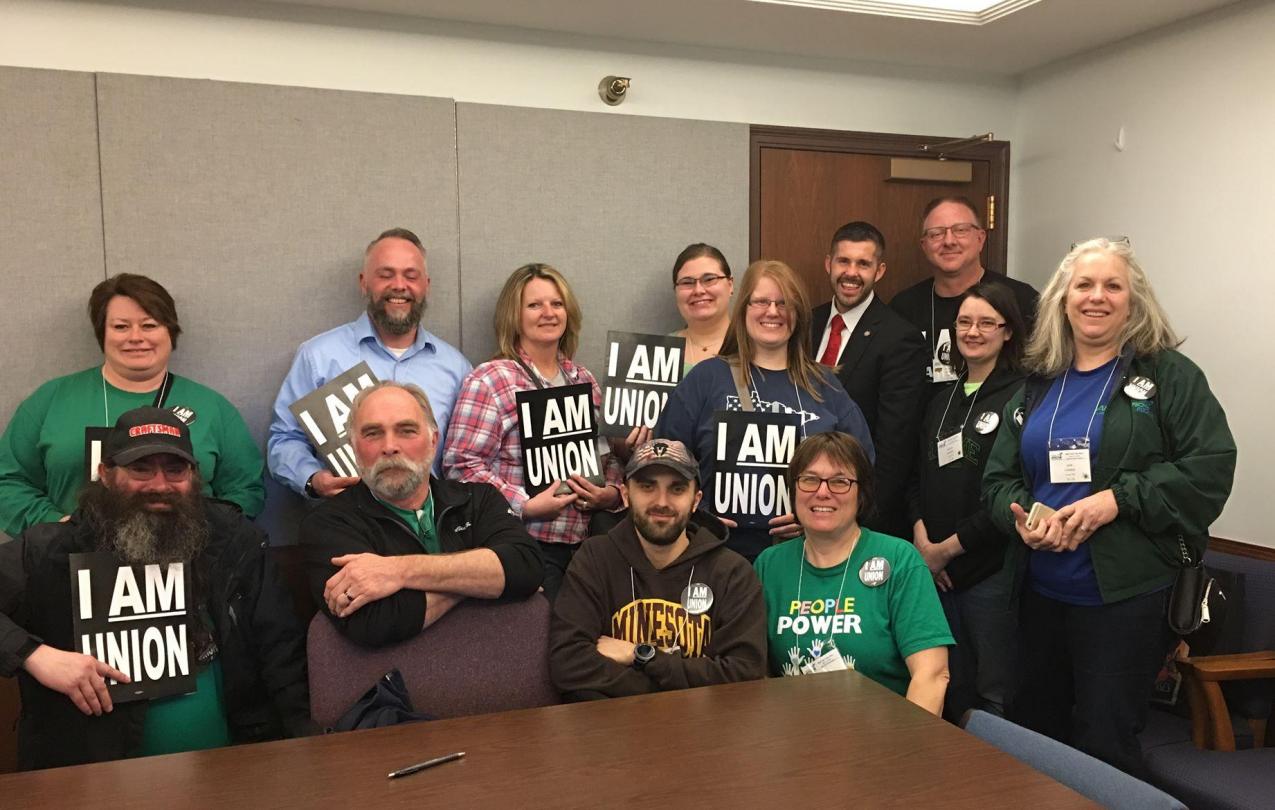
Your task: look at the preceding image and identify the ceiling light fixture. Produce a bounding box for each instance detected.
[747,0,1041,25]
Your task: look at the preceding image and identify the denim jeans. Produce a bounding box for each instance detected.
[1009,586,1175,777]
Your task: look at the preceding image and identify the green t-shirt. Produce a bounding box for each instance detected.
[377,492,439,554]
[0,367,265,534]
[139,658,233,757]
[753,528,954,695]
[963,380,983,396]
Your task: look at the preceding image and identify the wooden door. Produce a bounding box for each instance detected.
[750,127,1010,308]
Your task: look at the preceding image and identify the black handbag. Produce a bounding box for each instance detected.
[330,669,434,732]
[1167,537,1228,646]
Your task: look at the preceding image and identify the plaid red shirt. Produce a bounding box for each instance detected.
[442,348,622,546]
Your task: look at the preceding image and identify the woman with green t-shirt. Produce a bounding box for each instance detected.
[0,274,265,535]
[754,432,953,715]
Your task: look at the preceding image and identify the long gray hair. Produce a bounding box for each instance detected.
[1025,238,1181,376]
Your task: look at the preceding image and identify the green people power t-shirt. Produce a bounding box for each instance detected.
[753,529,953,695]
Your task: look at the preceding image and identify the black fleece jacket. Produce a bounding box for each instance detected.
[300,477,544,648]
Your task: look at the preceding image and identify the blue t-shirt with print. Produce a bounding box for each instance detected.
[656,357,874,560]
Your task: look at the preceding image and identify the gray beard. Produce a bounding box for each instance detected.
[367,293,426,336]
[80,481,210,565]
[362,455,429,502]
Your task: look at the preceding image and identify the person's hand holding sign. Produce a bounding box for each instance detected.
[523,481,579,520]
[767,512,802,540]
[566,475,620,512]
[23,644,129,716]
[309,470,360,498]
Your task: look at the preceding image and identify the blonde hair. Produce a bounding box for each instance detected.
[492,263,583,361]
[720,260,826,402]
[1025,238,1182,376]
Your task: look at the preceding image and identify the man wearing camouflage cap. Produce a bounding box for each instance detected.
[548,439,766,700]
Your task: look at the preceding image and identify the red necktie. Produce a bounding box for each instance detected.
[820,316,846,366]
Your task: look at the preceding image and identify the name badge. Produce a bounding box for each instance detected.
[681,583,714,615]
[800,645,849,675]
[930,360,958,384]
[974,411,999,434]
[936,432,963,467]
[1048,437,1092,483]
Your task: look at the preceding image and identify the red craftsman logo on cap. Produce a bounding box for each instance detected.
[128,424,182,438]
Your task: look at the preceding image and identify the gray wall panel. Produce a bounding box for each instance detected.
[0,67,106,428]
[456,104,749,374]
[96,74,458,544]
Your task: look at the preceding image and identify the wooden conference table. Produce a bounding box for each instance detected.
[2,672,1092,808]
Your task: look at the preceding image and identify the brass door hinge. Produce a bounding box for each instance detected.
[986,194,996,230]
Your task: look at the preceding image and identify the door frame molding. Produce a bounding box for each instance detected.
[749,125,1012,275]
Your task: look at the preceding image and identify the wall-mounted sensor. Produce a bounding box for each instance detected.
[598,76,631,106]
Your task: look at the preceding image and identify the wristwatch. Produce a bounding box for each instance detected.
[633,643,657,669]
[304,474,319,499]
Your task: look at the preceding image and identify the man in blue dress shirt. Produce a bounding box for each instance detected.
[268,228,472,499]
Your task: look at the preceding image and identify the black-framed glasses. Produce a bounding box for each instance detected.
[921,223,981,243]
[746,297,789,311]
[795,474,856,494]
[955,317,1006,334]
[674,273,730,290]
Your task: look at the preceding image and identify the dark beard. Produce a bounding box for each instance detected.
[632,508,690,546]
[79,479,210,565]
[367,291,426,336]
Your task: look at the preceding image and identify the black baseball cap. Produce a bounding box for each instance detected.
[103,407,197,467]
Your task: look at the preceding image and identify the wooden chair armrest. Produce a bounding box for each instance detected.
[1178,651,1275,751]
[1179,651,1275,682]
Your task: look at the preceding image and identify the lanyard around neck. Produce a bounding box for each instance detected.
[102,370,174,424]
[1046,360,1119,445]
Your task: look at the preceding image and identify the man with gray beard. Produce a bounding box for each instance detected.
[267,227,472,499]
[0,407,310,770]
[300,382,543,648]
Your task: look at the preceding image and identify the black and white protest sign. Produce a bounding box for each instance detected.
[516,383,603,497]
[83,426,112,483]
[600,332,686,437]
[70,552,197,702]
[712,410,802,529]
[288,362,380,477]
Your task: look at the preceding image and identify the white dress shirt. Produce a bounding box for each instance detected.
[815,292,875,365]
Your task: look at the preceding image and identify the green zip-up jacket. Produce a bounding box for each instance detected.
[982,348,1236,604]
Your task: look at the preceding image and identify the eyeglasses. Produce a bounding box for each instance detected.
[674,273,730,291]
[1070,236,1131,250]
[794,474,857,494]
[955,317,1006,334]
[747,298,789,312]
[921,223,982,243]
[116,460,194,482]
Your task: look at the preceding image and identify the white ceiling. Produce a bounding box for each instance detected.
[261,0,1239,76]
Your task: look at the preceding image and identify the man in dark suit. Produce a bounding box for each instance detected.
[810,221,927,538]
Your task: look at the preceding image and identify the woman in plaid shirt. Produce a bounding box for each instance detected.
[443,263,623,600]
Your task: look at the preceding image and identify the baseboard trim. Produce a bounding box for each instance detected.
[1209,536,1275,562]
